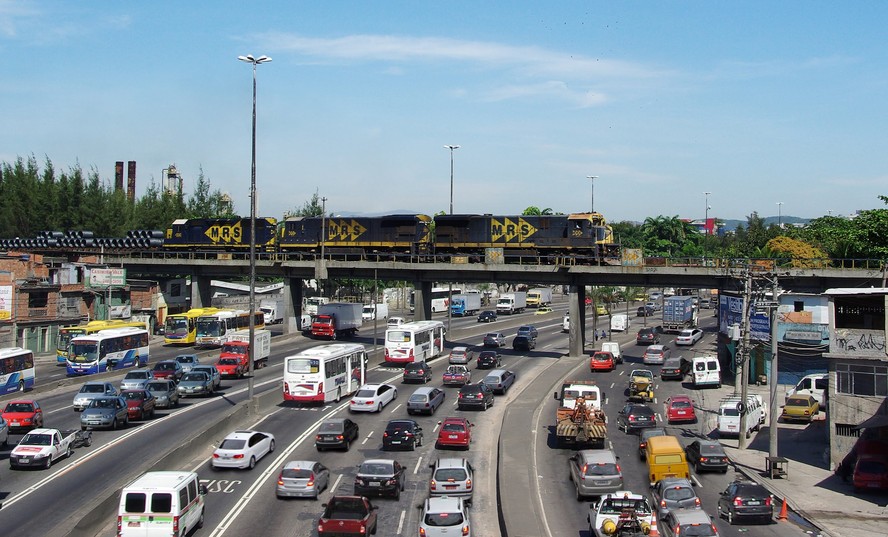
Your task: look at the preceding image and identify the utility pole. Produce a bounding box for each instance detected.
[768,278,780,459]
[738,269,753,450]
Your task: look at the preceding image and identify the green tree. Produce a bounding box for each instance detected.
[285,189,326,218]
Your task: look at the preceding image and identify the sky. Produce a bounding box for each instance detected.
[2,1,887,224]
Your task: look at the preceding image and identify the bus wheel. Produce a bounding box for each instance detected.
[336,389,342,403]
[18,380,24,392]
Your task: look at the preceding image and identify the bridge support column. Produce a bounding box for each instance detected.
[190,275,212,309]
[282,279,304,335]
[568,284,587,358]
[413,281,433,321]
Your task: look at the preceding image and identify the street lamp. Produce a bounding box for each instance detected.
[703,191,711,263]
[444,145,460,214]
[777,201,784,228]
[587,175,599,213]
[238,53,271,410]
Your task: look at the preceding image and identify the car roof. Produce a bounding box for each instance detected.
[4,399,37,405]
[223,430,261,440]
[487,369,509,376]
[361,458,395,466]
[647,345,665,351]
[656,477,693,488]
[358,383,384,390]
[670,395,692,402]
[283,460,319,470]
[322,417,348,424]
[663,357,683,365]
[452,346,468,351]
[82,381,110,386]
[434,457,470,469]
[442,416,468,424]
[669,509,712,524]
[412,387,437,395]
[425,496,464,513]
[629,405,655,414]
[578,449,617,463]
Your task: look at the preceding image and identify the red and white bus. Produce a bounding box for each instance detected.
[384,320,446,364]
[282,343,367,403]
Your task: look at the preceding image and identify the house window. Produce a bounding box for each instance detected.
[28,291,49,308]
[834,295,885,329]
[794,301,804,312]
[834,423,861,438]
[836,363,888,396]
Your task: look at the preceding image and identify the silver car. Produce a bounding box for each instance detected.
[429,457,474,503]
[191,365,222,391]
[407,387,446,416]
[419,496,472,537]
[568,449,623,499]
[120,369,155,391]
[73,382,118,412]
[483,369,516,395]
[80,396,128,430]
[177,372,214,398]
[146,379,179,408]
[651,477,701,519]
[276,460,330,499]
[175,354,200,374]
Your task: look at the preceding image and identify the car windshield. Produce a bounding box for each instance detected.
[632,371,654,379]
[282,468,313,479]
[446,366,464,374]
[786,398,810,407]
[287,358,319,374]
[600,498,651,515]
[485,334,499,339]
[318,422,343,433]
[858,460,887,473]
[680,331,693,337]
[585,463,619,476]
[355,389,377,398]
[146,383,169,392]
[409,394,428,403]
[219,439,246,450]
[177,356,196,364]
[484,375,500,384]
[123,392,145,400]
[5,403,34,412]
[21,433,52,445]
[155,363,175,371]
[182,373,208,382]
[219,358,239,365]
[80,384,105,393]
[679,525,716,537]
[359,462,393,475]
[451,350,466,357]
[671,401,692,409]
[442,423,465,432]
[125,372,148,379]
[699,444,725,456]
[89,398,116,409]
[424,512,464,527]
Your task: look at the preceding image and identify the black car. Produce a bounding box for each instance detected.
[382,419,424,451]
[476,351,502,369]
[402,361,432,384]
[457,383,495,411]
[512,335,536,351]
[636,327,660,345]
[477,310,498,323]
[637,305,655,317]
[717,480,774,525]
[660,357,690,381]
[354,459,406,500]
[637,427,667,460]
[685,440,729,473]
[517,325,539,339]
[315,418,360,451]
[616,404,657,434]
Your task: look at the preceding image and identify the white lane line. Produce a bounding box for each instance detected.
[390,403,403,413]
[397,509,406,534]
[362,431,373,445]
[610,382,615,389]
[531,394,555,537]
[691,475,703,488]
[330,473,343,494]
[413,456,424,475]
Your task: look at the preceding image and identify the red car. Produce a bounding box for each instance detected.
[2,399,44,432]
[215,357,246,378]
[853,454,888,492]
[665,395,697,424]
[121,389,156,421]
[318,496,378,536]
[589,351,616,372]
[436,417,473,450]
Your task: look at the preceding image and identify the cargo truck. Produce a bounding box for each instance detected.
[450,294,481,316]
[362,303,389,321]
[312,303,362,339]
[526,287,553,308]
[260,298,285,325]
[304,296,330,316]
[496,292,527,315]
[217,329,271,373]
[552,380,607,448]
[662,296,697,332]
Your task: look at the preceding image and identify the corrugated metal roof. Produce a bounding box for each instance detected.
[823,287,888,296]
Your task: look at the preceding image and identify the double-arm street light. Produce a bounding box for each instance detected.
[237,53,271,409]
[444,145,460,215]
[587,175,599,213]
[777,201,784,228]
[703,192,712,262]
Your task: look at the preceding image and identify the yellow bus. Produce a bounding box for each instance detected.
[163,307,221,346]
[195,309,265,347]
[56,320,148,363]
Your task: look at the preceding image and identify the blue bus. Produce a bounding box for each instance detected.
[67,327,150,376]
[0,347,36,394]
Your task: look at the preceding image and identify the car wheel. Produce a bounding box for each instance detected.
[335,388,342,403]
[44,456,52,470]
[344,439,350,451]
[18,380,25,392]
[66,444,73,458]
[394,486,401,501]
[248,456,256,470]
[81,425,87,431]
[111,418,118,430]
[377,403,383,413]
[727,509,734,525]
[269,440,275,453]
[393,389,398,400]
[197,509,205,529]
[575,485,583,501]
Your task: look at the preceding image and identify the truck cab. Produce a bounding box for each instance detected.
[554,381,603,411]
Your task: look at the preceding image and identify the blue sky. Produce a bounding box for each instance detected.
[2,1,886,223]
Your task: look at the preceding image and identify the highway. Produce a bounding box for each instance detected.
[0,299,820,536]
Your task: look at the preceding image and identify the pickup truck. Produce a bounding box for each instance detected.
[318,495,378,536]
[9,428,92,470]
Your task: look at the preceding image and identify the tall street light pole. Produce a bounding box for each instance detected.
[587,175,599,213]
[703,192,711,263]
[238,53,271,411]
[777,201,783,228]
[444,145,460,215]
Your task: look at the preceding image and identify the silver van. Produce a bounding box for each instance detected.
[567,449,623,499]
[786,373,827,406]
[118,471,206,537]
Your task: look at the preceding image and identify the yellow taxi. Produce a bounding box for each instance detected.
[782,395,820,423]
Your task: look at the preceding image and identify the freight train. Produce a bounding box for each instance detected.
[0,212,620,263]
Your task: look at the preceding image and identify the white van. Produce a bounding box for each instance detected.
[691,355,721,388]
[786,373,828,406]
[717,395,765,438]
[118,471,206,537]
[610,314,631,332]
[600,341,622,364]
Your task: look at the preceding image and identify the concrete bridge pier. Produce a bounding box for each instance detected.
[190,275,212,309]
[568,284,587,358]
[281,279,304,335]
[412,281,433,321]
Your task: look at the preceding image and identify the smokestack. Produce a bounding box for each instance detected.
[115,161,124,192]
[127,161,136,202]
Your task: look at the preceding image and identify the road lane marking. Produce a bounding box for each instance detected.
[390,403,403,413]
[691,475,703,488]
[330,473,343,493]
[362,431,373,445]
[413,456,423,474]
[397,509,406,534]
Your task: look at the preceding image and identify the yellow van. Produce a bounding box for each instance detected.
[645,435,690,485]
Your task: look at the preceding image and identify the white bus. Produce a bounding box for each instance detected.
[195,309,265,347]
[282,343,367,404]
[0,347,36,394]
[67,327,150,376]
[409,287,462,313]
[384,320,446,364]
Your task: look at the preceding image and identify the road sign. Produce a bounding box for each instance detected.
[88,268,126,288]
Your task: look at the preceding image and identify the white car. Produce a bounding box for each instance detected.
[675,328,704,346]
[349,383,398,413]
[588,491,654,537]
[211,430,275,470]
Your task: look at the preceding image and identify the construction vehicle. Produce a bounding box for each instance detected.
[553,380,607,448]
[628,369,655,403]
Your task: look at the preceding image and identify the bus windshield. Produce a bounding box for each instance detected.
[196,319,222,337]
[386,330,410,343]
[287,358,319,374]
[69,342,99,363]
[165,318,189,337]
[57,329,86,353]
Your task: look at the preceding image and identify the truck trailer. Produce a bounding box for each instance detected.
[662,296,697,332]
[312,303,363,339]
[526,288,553,308]
[450,294,482,316]
[496,292,527,315]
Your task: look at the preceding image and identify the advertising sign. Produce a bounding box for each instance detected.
[88,268,127,288]
[0,285,12,320]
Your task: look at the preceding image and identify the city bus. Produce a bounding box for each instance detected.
[67,327,150,376]
[56,319,148,363]
[282,343,367,403]
[195,309,265,347]
[0,347,36,394]
[384,320,446,364]
[409,287,462,313]
[164,307,221,346]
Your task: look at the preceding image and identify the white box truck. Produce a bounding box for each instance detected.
[220,329,272,369]
[610,314,631,332]
[260,298,285,325]
[450,294,482,316]
[526,288,553,308]
[362,303,389,321]
[496,292,527,315]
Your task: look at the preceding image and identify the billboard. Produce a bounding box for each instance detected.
[719,293,771,342]
[0,285,12,320]
[88,268,127,288]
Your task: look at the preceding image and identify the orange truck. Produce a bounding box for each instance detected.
[214,329,271,378]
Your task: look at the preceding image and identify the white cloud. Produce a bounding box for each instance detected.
[0,0,39,38]
[482,80,608,108]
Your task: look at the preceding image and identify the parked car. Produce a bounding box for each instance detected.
[483,332,506,347]
[853,453,888,492]
[660,357,690,381]
[382,419,424,451]
[568,449,624,499]
[517,325,539,339]
[402,361,432,384]
[436,417,473,450]
[177,371,215,398]
[73,381,118,412]
[276,460,330,499]
[717,480,773,525]
[80,396,129,430]
[448,346,474,365]
[418,496,472,537]
[685,440,729,473]
[349,384,397,413]
[478,310,497,323]
[429,457,475,503]
[660,508,719,537]
[120,369,155,391]
[483,369,516,395]
[650,477,701,519]
[616,404,657,434]
[643,345,671,365]
[212,430,275,470]
[2,399,44,432]
[589,351,616,372]
[636,327,660,345]
[191,365,222,391]
[512,335,536,351]
[315,418,360,451]
[407,387,446,416]
[476,350,502,369]
[145,379,179,408]
[665,395,697,424]
[121,389,156,421]
[675,328,704,346]
[443,365,472,386]
[354,459,405,500]
[458,383,495,411]
[782,395,820,423]
[174,354,200,373]
[152,360,184,383]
